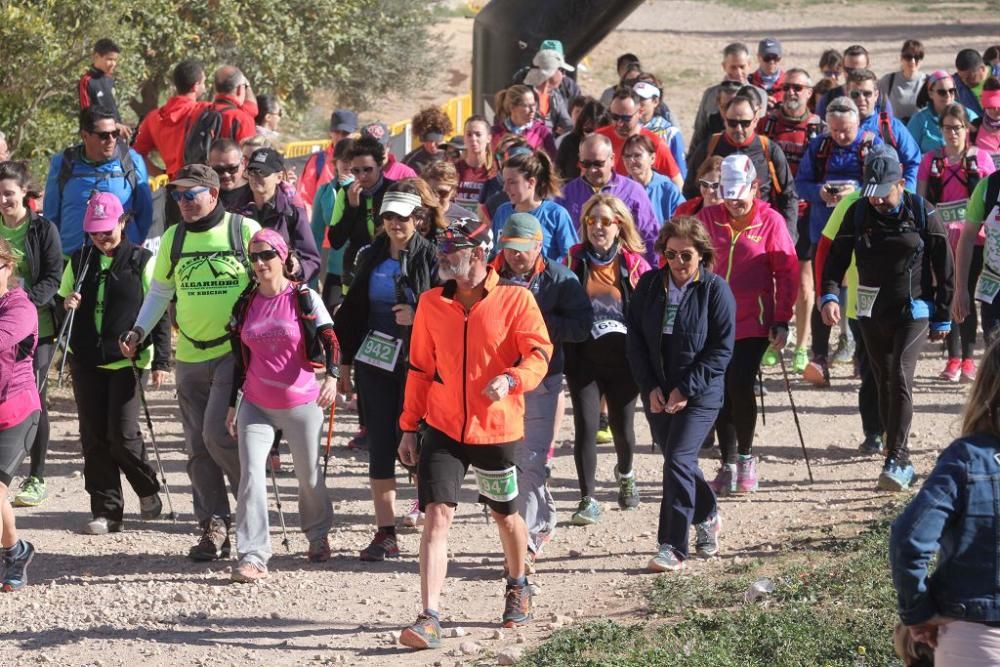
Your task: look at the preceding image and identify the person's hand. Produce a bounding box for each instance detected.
[821,301,840,327]
[225,407,237,438]
[648,387,666,413]
[393,304,414,326]
[908,616,952,649]
[482,374,511,402]
[819,187,836,205]
[283,168,298,187]
[150,370,169,390]
[665,388,688,414]
[769,325,788,352]
[337,364,353,397]
[118,328,143,359]
[838,183,856,197]
[347,180,363,208]
[928,327,949,342]
[317,376,337,409]
[115,122,133,142]
[398,432,419,468]
[288,254,301,278]
[952,291,969,323]
[64,292,82,311]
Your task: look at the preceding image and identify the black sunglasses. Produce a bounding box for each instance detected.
[781,83,810,93]
[901,54,922,62]
[762,54,781,63]
[212,164,241,175]
[580,159,607,169]
[664,249,696,262]
[725,118,754,129]
[934,87,957,97]
[249,249,280,263]
[90,129,120,141]
[849,89,875,99]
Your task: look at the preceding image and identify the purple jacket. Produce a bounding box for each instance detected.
[235,182,321,283]
[0,289,39,419]
[556,173,660,266]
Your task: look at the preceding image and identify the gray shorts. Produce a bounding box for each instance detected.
[0,410,40,486]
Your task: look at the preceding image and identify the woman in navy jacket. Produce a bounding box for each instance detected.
[890,338,1000,663]
[626,216,736,572]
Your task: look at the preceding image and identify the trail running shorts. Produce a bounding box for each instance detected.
[417,426,520,515]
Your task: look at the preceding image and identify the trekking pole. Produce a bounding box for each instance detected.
[758,369,766,426]
[268,455,291,552]
[129,358,178,521]
[40,246,94,394]
[56,309,76,389]
[323,401,336,477]
[777,352,814,483]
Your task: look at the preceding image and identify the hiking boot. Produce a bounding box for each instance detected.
[308,536,331,563]
[961,358,977,383]
[188,518,231,561]
[939,357,961,382]
[347,427,368,451]
[761,348,779,367]
[878,459,916,492]
[831,334,855,365]
[615,468,640,510]
[502,582,532,627]
[792,346,809,374]
[1,540,35,591]
[84,517,123,535]
[708,464,737,496]
[694,513,722,558]
[736,455,758,493]
[13,476,46,507]
[403,499,424,528]
[647,544,685,572]
[359,529,400,561]
[595,413,613,444]
[230,560,269,583]
[570,497,601,526]
[139,493,162,520]
[399,612,442,650]
[859,433,884,456]
[803,358,830,387]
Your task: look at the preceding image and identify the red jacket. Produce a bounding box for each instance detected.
[209,94,258,145]
[298,146,336,206]
[133,96,209,177]
[400,268,553,444]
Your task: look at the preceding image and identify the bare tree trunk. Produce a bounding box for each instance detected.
[129,74,167,122]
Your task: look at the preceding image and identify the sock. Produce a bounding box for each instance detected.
[507,575,527,588]
[617,467,634,479]
[379,525,396,537]
[4,539,24,558]
[738,454,753,461]
[423,608,440,620]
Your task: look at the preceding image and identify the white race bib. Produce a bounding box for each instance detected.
[355,330,402,372]
[471,465,518,502]
[976,265,1000,304]
[591,319,627,339]
[662,304,679,335]
[936,199,968,225]
[856,285,880,318]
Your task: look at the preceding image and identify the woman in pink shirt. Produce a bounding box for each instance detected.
[225,229,340,583]
[0,238,41,591]
[696,155,798,496]
[490,85,558,159]
[917,103,996,382]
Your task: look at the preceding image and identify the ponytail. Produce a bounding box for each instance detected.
[504,150,562,200]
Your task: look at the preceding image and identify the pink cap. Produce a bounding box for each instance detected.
[83,192,124,233]
[982,90,1000,109]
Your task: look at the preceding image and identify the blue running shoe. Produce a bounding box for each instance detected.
[1,540,35,592]
[877,460,915,492]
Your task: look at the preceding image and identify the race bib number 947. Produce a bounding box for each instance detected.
[471,465,518,503]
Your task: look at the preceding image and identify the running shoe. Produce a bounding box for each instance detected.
[403,499,424,528]
[84,517,124,535]
[188,517,231,561]
[831,334,855,365]
[761,348,779,367]
[803,358,830,387]
[877,459,916,492]
[570,497,601,526]
[792,346,809,374]
[615,468,640,510]
[230,560,269,583]
[939,358,962,382]
[736,455,758,493]
[359,529,400,561]
[859,433,883,456]
[347,427,369,451]
[694,513,722,557]
[399,613,442,649]
[708,463,737,496]
[501,582,532,627]
[13,476,46,507]
[961,358,977,383]
[308,536,331,563]
[595,413,612,444]
[1,540,35,591]
[647,544,685,572]
[140,493,162,520]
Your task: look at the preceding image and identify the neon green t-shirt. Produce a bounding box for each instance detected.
[152,214,260,363]
[58,254,155,370]
[821,192,861,320]
[0,217,57,339]
[964,176,1000,273]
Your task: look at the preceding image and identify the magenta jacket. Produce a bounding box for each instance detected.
[0,288,40,426]
[490,120,558,160]
[696,200,798,340]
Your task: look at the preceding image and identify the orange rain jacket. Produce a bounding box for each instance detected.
[400,268,553,444]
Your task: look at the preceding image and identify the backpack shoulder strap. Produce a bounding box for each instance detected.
[878,111,896,147]
[117,142,138,192]
[758,134,782,196]
[707,132,722,157]
[228,213,247,267]
[58,146,81,196]
[166,222,187,280]
[964,147,981,196]
[815,136,833,181]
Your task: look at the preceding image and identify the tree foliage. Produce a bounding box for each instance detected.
[0,0,443,168]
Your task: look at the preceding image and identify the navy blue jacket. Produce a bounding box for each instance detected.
[626,265,735,409]
[891,433,1000,624]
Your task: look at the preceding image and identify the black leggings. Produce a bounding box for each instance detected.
[858,317,927,464]
[848,319,883,437]
[29,338,53,480]
[718,337,769,464]
[567,363,638,498]
[947,244,983,359]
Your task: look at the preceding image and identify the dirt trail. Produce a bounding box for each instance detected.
[3,2,998,665]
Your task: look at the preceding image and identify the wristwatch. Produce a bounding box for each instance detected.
[504,373,517,391]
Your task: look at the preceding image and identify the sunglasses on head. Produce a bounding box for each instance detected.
[725,118,754,129]
[934,87,957,97]
[664,249,696,262]
[849,89,875,99]
[781,83,810,93]
[350,166,376,175]
[580,159,606,169]
[90,129,120,141]
[698,179,720,191]
[212,164,240,175]
[170,187,208,202]
[249,249,280,263]
[584,214,618,228]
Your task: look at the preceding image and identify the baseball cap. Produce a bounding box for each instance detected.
[421,131,445,144]
[500,213,544,252]
[861,145,903,198]
[720,154,758,200]
[758,38,782,58]
[83,192,124,233]
[632,81,660,100]
[439,135,465,151]
[330,109,358,133]
[437,217,493,253]
[168,163,220,191]
[380,191,422,218]
[247,147,284,176]
[361,122,390,147]
[525,48,575,86]
[538,39,564,55]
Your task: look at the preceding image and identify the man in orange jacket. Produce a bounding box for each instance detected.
[397,219,553,650]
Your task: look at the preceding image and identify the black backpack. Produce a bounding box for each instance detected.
[182,102,236,165]
[57,140,137,197]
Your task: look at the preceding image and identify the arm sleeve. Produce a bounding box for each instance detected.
[129,154,154,243]
[502,292,554,395]
[540,128,558,160]
[767,217,800,325]
[895,122,922,191]
[653,138,680,179]
[78,74,91,111]
[552,206,579,264]
[682,141,708,199]
[228,332,246,408]
[132,115,155,156]
[624,274,658,396]
[134,279,175,340]
[821,203,859,297]
[327,189,357,250]
[0,294,36,348]
[964,176,989,226]
[926,208,955,325]
[57,263,74,299]
[310,185,332,256]
[399,297,435,432]
[544,270,593,345]
[772,144,800,241]
[794,142,824,207]
[289,202,321,283]
[25,222,63,308]
[678,278,736,399]
[298,153,320,206]
[668,129,688,180]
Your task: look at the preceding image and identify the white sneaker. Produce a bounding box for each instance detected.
[84,517,123,535]
[403,500,424,528]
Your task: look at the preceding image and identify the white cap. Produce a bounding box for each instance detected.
[632,81,660,99]
[380,191,422,218]
[720,154,757,200]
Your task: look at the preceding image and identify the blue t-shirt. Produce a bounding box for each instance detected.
[367,257,400,335]
[644,171,686,225]
[491,199,578,263]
